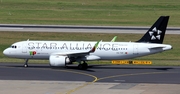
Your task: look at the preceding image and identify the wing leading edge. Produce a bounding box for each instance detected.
[51,41,100,58]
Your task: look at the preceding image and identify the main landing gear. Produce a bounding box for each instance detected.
[78,61,88,70]
[24,59,29,67]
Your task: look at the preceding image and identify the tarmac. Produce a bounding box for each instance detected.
[0,63,180,94]
[0,80,180,94]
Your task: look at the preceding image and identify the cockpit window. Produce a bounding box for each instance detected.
[11,45,17,48]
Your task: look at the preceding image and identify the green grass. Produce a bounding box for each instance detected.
[0,0,180,26]
[0,32,180,66]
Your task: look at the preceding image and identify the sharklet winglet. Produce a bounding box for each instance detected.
[111,36,117,42]
[89,41,100,53]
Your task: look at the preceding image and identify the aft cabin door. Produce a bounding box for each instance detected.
[133,44,138,54]
[22,43,27,53]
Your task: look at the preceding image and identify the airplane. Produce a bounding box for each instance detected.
[3,16,172,70]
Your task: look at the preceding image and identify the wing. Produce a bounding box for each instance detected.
[51,41,100,58]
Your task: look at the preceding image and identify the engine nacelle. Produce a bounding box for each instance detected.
[49,55,70,67]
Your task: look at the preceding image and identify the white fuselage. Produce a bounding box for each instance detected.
[3,41,172,60]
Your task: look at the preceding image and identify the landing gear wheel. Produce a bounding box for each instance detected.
[78,64,83,70]
[78,62,88,70]
[24,64,28,68]
[82,63,88,70]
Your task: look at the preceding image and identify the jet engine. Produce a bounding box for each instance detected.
[49,55,70,67]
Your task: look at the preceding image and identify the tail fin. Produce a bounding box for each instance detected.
[137,16,169,44]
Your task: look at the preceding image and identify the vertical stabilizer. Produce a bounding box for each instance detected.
[137,16,169,44]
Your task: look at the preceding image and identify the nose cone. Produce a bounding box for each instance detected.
[3,49,9,56]
[3,48,18,58]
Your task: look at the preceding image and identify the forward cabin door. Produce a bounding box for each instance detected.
[22,43,27,53]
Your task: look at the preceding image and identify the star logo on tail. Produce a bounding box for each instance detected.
[149,27,162,40]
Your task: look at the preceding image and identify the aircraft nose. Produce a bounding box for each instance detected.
[3,49,9,56]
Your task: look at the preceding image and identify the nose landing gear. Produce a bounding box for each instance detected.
[24,59,29,67]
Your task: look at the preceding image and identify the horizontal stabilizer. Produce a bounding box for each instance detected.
[148,45,167,49]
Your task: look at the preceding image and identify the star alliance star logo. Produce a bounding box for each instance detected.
[149,27,162,40]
